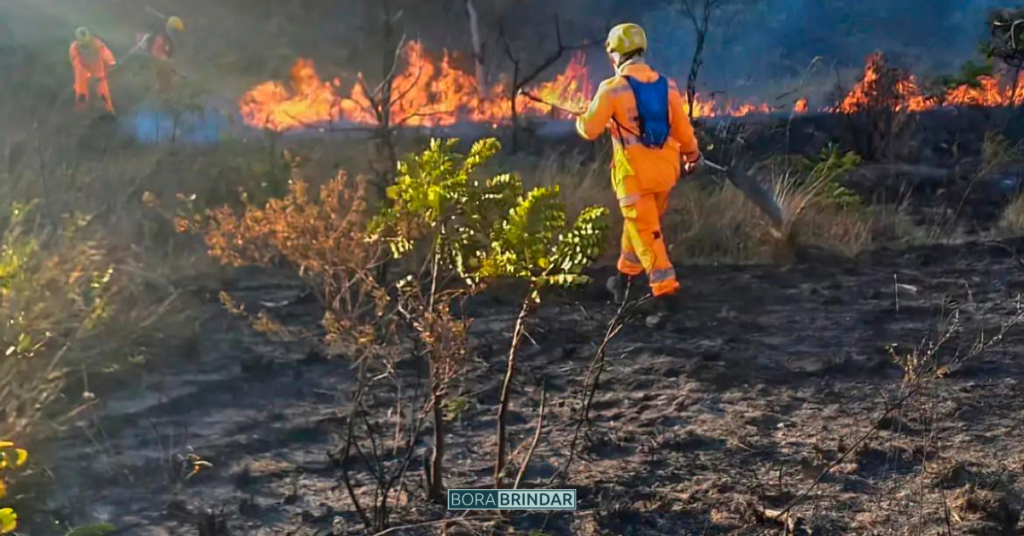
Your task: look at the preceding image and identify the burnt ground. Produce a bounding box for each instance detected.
[33,238,1024,536]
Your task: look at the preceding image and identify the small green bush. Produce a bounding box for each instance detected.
[372,138,609,297]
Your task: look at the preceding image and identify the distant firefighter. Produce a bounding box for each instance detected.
[70,27,117,114]
[135,16,185,95]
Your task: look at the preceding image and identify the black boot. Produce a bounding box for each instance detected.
[644,293,681,328]
[606,273,631,304]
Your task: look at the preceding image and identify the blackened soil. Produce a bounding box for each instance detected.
[37,239,1024,535]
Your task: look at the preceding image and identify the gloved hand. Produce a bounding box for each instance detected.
[682,153,701,176]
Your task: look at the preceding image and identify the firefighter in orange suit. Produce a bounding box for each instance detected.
[575,23,701,326]
[135,16,184,95]
[70,27,117,114]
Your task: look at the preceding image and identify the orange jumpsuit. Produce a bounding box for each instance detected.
[576,62,700,297]
[70,38,116,114]
[149,32,176,94]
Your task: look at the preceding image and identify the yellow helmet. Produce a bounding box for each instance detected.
[606,23,647,56]
[75,27,92,43]
[166,16,184,32]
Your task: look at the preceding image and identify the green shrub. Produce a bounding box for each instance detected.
[0,202,125,435]
[372,138,609,296]
[372,138,609,490]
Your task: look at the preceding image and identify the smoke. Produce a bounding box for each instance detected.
[0,0,1015,120]
[639,0,1008,101]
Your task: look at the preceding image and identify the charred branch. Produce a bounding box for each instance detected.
[465,0,487,94]
[676,0,729,120]
[989,9,1024,69]
[500,16,598,151]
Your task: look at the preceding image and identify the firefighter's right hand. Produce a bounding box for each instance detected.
[682,154,701,176]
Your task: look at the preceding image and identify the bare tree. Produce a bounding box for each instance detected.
[362,0,405,193]
[675,0,730,120]
[333,354,431,532]
[500,17,597,152]
[465,0,488,93]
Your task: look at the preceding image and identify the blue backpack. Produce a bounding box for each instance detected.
[623,75,670,149]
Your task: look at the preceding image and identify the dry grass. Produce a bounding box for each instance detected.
[771,167,875,259]
[0,125,244,438]
[522,151,616,216]
[796,205,875,256]
[519,150,882,265]
[999,193,1024,234]
[665,181,774,263]
[518,151,619,262]
[668,177,873,264]
[0,202,188,438]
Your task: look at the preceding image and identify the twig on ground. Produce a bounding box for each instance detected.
[549,287,648,486]
[514,385,547,490]
[338,359,374,529]
[494,296,534,488]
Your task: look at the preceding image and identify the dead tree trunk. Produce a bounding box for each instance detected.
[1008,62,1024,106]
[377,0,399,192]
[494,297,533,488]
[988,10,1024,106]
[358,0,406,286]
[507,54,521,152]
[429,378,445,501]
[681,0,721,120]
[465,0,487,94]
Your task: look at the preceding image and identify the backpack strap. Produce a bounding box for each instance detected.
[610,75,642,145]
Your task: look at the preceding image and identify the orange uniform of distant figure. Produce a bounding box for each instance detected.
[70,37,116,114]
[576,62,700,297]
[147,31,176,94]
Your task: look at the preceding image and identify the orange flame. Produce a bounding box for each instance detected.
[239,58,346,132]
[240,42,585,131]
[835,52,930,113]
[242,46,1024,132]
[727,102,773,117]
[530,52,593,118]
[836,52,1024,114]
[943,73,1024,107]
[683,94,718,119]
[240,41,782,132]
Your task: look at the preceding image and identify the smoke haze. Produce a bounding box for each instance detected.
[641,0,1008,102]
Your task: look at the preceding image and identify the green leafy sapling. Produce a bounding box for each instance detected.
[370,137,609,492]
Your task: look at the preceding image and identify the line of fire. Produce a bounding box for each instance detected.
[241,46,1024,133]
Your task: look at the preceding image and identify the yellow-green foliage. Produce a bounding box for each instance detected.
[789,144,864,210]
[0,440,29,534]
[371,137,509,261]
[371,138,609,295]
[0,202,125,435]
